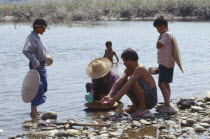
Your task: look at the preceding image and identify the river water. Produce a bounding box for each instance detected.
[0,21,210,137]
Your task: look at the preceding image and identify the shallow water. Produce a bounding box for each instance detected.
[0,21,210,137]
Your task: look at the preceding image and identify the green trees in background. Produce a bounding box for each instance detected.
[0,0,210,23]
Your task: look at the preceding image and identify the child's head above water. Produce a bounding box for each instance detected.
[105,41,112,51]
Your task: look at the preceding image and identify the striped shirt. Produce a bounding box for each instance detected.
[23,31,46,68]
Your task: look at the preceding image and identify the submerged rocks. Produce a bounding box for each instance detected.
[42,111,57,120]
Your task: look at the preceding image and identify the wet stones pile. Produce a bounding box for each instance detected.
[6,93,210,139]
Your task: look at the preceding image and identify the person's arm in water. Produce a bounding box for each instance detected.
[23,37,40,68]
[101,71,128,103]
[103,67,142,106]
[113,51,119,64]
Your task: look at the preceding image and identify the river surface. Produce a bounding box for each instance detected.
[0,21,210,137]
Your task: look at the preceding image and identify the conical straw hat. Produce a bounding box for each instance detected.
[205,91,210,99]
[86,58,112,79]
[21,69,40,103]
[45,54,53,66]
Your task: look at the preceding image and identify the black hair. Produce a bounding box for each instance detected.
[153,16,168,28]
[105,41,112,46]
[121,48,139,61]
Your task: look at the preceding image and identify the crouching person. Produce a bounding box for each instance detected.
[86,58,120,101]
[101,48,157,118]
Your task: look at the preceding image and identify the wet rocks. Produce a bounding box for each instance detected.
[199,123,210,128]
[186,118,197,125]
[109,131,121,137]
[42,111,57,120]
[132,121,142,128]
[106,111,118,117]
[194,125,205,132]
[55,131,68,137]
[168,134,176,139]
[139,119,152,125]
[158,124,167,130]
[191,106,203,112]
[181,120,188,126]
[11,95,210,139]
[177,99,195,109]
[66,129,80,136]
[141,112,156,120]
[202,118,210,124]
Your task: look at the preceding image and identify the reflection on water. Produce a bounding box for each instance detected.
[0,21,210,137]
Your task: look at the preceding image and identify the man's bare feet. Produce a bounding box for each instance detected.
[124,105,137,114]
[131,108,148,118]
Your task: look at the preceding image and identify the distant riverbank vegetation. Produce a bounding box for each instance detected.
[0,0,210,23]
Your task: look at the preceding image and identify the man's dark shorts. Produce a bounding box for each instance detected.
[128,79,157,109]
[158,64,174,83]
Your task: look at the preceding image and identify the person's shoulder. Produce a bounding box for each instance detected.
[28,33,38,41]
[112,50,116,54]
[136,65,147,72]
[164,31,173,38]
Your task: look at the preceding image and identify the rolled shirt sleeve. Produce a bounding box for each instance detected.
[23,37,40,68]
[158,33,169,46]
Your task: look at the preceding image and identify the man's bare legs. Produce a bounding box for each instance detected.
[31,106,38,118]
[130,81,148,118]
[125,92,138,114]
[158,82,171,108]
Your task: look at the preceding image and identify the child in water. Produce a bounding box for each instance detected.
[103,41,119,64]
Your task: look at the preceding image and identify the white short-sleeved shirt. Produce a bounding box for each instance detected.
[157,31,175,68]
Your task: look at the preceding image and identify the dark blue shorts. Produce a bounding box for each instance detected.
[158,64,174,83]
[128,79,157,109]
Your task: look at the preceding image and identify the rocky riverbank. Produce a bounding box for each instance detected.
[2,92,209,139]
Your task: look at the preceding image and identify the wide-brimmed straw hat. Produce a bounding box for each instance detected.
[21,69,40,103]
[86,58,112,79]
[45,54,53,66]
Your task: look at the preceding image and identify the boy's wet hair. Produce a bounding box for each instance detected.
[105,41,112,46]
[153,16,168,28]
[121,48,139,61]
